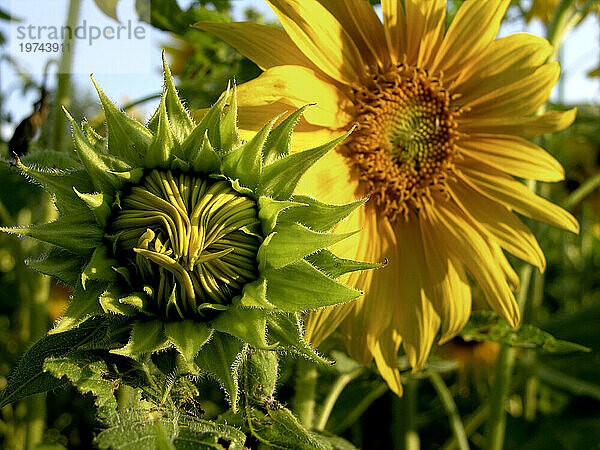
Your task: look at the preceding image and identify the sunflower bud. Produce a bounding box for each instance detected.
[1,57,378,409]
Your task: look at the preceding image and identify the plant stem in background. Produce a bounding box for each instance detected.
[430,373,470,450]
[393,378,419,450]
[293,360,318,429]
[50,0,81,153]
[315,367,365,431]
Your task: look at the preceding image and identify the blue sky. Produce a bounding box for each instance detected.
[0,0,598,140]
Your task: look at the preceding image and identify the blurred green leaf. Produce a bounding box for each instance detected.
[460,311,590,353]
[92,0,120,21]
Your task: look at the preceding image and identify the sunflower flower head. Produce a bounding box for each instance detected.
[196,0,579,396]
[2,57,375,408]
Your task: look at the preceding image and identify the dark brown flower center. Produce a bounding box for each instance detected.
[345,65,461,221]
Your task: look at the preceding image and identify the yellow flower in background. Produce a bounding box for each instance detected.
[196,0,578,395]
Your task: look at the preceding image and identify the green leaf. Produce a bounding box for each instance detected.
[266,314,332,365]
[211,306,274,350]
[26,247,85,285]
[64,107,127,194]
[164,320,213,362]
[99,288,137,316]
[20,149,83,170]
[283,195,367,233]
[222,116,278,189]
[237,277,275,309]
[52,282,106,333]
[161,53,194,142]
[91,78,153,166]
[265,259,361,311]
[82,121,108,153]
[112,320,169,357]
[187,130,221,174]
[145,90,179,168]
[0,316,123,408]
[44,357,118,425]
[257,196,305,235]
[262,106,310,164]
[245,349,278,402]
[195,93,228,153]
[194,333,246,412]
[1,216,103,256]
[73,188,112,228]
[219,86,240,153]
[93,0,120,21]
[259,222,357,270]
[259,129,352,200]
[15,158,93,218]
[460,311,591,353]
[306,249,383,279]
[81,246,118,289]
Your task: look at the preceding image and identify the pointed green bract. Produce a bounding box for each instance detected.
[267,314,332,365]
[219,87,240,153]
[283,195,367,233]
[257,197,305,235]
[73,189,112,228]
[51,283,106,334]
[262,106,310,164]
[211,306,274,350]
[145,92,179,168]
[161,54,194,142]
[27,248,85,286]
[306,249,384,279]
[164,320,213,362]
[112,320,168,357]
[194,333,246,412]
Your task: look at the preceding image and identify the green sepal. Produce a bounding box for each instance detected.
[222,116,278,189]
[164,320,214,362]
[246,349,279,402]
[237,277,275,309]
[259,129,353,201]
[145,91,179,168]
[188,130,221,174]
[99,288,137,316]
[266,313,332,365]
[26,248,85,286]
[51,282,106,334]
[112,320,169,357]
[82,121,108,153]
[282,195,367,233]
[211,305,275,350]
[257,197,306,235]
[262,106,310,164]
[91,77,152,166]
[194,333,246,412]
[265,259,361,311]
[219,86,240,154]
[159,53,194,142]
[306,249,384,279]
[73,188,112,228]
[64,107,126,195]
[1,216,103,256]
[259,222,358,270]
[15,158,93,218]
[195,93,228,152]
[119,293,150,312]
[19,149,83,170]
[81,246,118,289]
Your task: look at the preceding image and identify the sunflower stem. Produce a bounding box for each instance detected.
[315,367,364,431]
[293,359,318,429]
[50,0,81,152]
[393,378,420,450]
[429,372,470,450]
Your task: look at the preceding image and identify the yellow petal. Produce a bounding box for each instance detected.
[381,0,402,62]
[425,200,520,328]
[463,63,559,118]
[449,179,546,271]
[460,108,576,138]
[458,163,580,233]
[453,33,552,103]
[235,65,354,128]
[403,0,446,67]
[193,22,319,72]
[391,217,441,369]
[372,327,403,396]
[419,218,472,344]
[267,0,365,86]
[431,0,510,81]
[317,0,390,70]
[458,134,565,182]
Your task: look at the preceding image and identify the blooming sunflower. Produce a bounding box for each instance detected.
[1,58,377,408]
[196,0,578,395]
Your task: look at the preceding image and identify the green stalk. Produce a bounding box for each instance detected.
[393,378,420,450]
[50,0,82,152]
[330,382,387,434]
[442,405,489,450]
[293,360,318,429]
[429,373,469,450]
[315,367,364,431]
